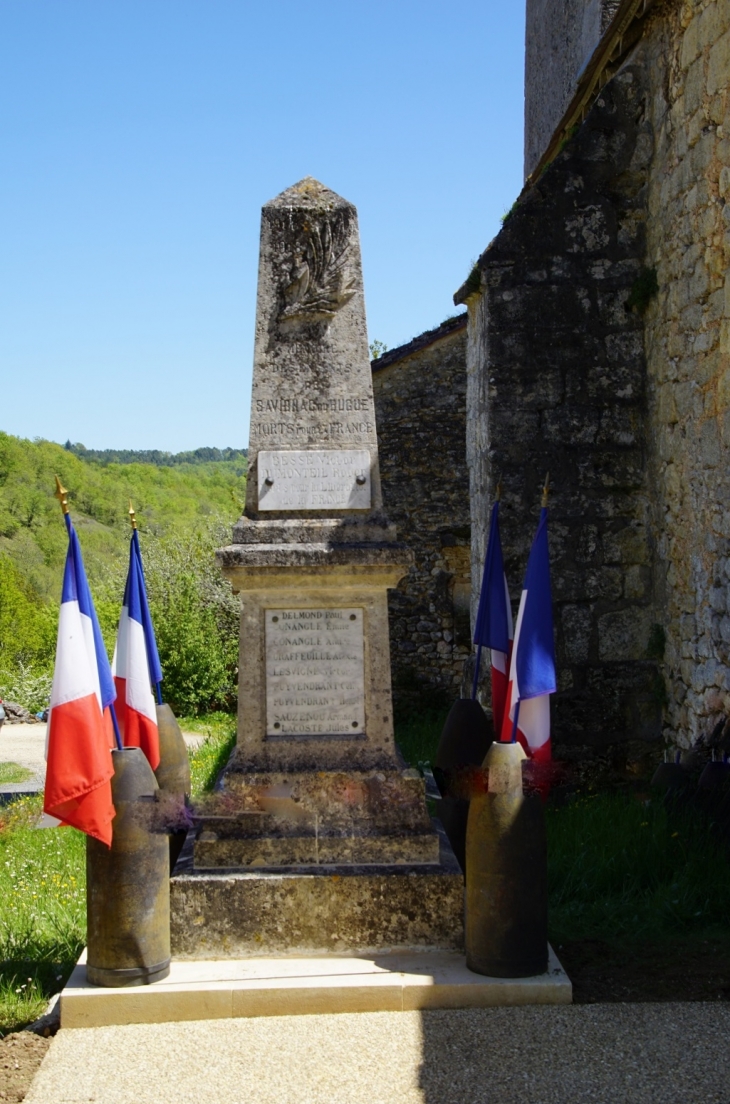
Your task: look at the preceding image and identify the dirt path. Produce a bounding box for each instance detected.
[0,1034,51,1103]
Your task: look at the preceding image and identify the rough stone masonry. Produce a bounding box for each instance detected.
[458,57,658,759]
[459,0,730,754]
[371,315,471,713]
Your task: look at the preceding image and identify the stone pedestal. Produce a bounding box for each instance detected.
[171,179,462,956]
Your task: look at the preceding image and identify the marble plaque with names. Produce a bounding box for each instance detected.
[265,608,365,736]
[257,449,371,511]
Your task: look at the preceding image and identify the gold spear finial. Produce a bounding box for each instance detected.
[541,472,550,508]
[54,476,69,515]
[128,500,137,530]
[495,480,502,503]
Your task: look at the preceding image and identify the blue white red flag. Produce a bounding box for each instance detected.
[473,502,514,731]
[112,530,161,770]
[44,514,116,845]
[500,506,556,761]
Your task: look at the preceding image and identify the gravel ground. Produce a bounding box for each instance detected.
[0,726,48,790]
[21,1003,730,1104]
[0,726,205,792]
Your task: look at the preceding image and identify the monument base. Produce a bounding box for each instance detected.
[59,946,571,1028]
[170,826,464,958]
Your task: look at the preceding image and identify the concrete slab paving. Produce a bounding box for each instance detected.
[60,947,571,1027]
[25,1003,730,1104]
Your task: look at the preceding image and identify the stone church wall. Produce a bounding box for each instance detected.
[371,317,470,713]
[462,0,730,754]
[460,56,660,757]
[643,0,730,744]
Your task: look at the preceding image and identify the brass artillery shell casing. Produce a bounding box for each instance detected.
[465,741,548,978]
[154,703,192,872]
[433,697,493,877]
[86,747,171,987]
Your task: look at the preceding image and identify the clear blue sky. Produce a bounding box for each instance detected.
[0,1,525,452]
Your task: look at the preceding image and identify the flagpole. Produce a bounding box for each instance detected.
[509,698,521,743]
[109,705,123,750]
[55,478,123,751]
[471,482,503,703]
[129,500,164,707]
[471,645,482,701]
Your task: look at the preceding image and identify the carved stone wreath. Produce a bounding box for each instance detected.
[279,217,356,324]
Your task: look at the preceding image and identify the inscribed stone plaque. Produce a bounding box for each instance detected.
[257,450,371,511]
[265,608,365,736]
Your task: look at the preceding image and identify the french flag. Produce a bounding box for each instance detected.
[44,514,116,846]
[112,529,161,770]
[473,501,513,733]
[499,504,556,762]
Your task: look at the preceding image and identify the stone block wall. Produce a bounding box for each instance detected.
[372,317,470,713]
[463,0,730,753]
[461,58,662,756]
[642,0,730,744]
[524,0,624,179]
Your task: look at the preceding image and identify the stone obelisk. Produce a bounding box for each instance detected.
[171,179,462,956]
[224,176,407,775]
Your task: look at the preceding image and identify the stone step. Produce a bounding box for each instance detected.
[171,827,464,958]
[60,947,571,1028]
[194,829,440,868]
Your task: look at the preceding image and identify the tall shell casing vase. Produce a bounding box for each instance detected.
[154,703,191,873]
[86,747,171,987]
[465,741,548,978]
[434,698,493,876]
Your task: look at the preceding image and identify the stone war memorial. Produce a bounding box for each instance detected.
[170,178,466,961]
[58,178,570,1028]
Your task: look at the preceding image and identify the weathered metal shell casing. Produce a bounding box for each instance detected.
[434,698,493,876]
[154,704,191,794]
[465,741,548,978]
[154,703,191,872]
[86,747,171,987]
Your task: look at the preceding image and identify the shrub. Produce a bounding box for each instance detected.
[138,524,239,715]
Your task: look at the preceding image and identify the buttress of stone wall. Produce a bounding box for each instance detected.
[372,320,471,714]
[464,56,662,757]
[643,0,730,746]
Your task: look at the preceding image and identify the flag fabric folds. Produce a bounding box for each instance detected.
[500,506,556,762]
[473,502,514,732]
[44,514,116,846]
[112,530,161,770]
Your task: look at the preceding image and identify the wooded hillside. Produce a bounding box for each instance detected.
[0,432,246,715]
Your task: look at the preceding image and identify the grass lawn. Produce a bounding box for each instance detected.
[0,713,236,1035]
[395,708,446,768]
[548,788,730,1000]
[0,763,35,785]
